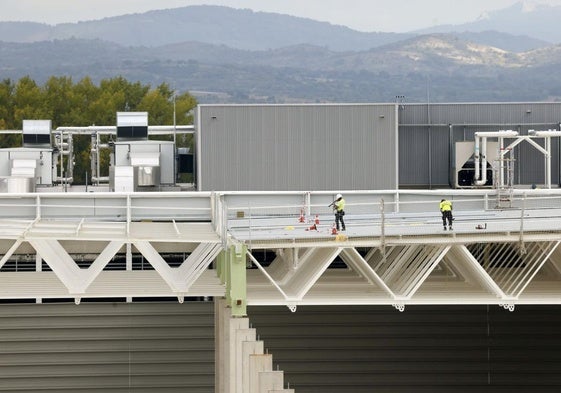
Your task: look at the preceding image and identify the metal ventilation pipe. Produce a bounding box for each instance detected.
[529,129,561,137]
[474,130,518,186]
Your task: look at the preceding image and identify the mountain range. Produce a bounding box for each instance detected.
[0,4,553,52]
[1,3,561,103]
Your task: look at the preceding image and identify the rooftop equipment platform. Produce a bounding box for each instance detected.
[0,189,560,311]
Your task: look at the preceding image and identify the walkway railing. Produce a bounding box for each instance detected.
[218,189,561,245]
[0,188,561,243]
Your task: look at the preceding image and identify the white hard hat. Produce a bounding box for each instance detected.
[336,193,342,199]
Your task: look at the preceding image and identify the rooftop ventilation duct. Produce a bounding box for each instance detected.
[22,120,51,147]
[474,130,518,186]
[116,112,148,141]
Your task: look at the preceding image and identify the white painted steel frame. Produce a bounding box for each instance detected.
[0,189,560,307]
[0,192,223,302]
[218,189,561,308]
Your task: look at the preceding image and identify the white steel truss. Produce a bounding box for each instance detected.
[1,189,561,307]
[0,216,224,302]
[245,240,561,308]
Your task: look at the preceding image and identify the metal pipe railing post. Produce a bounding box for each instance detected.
[126,194,131,236]
[221,195,228,249]
[380,198,386,261]
[36,195,41,220]
[519,193,526,254]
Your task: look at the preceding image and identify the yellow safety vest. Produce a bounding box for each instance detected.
[439,200,452,212]
[335,198,345,211]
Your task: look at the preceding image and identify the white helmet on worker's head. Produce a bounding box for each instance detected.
[336,193,342,199]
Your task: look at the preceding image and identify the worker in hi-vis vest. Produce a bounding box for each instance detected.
[439,198,453,231]
[330,193,346,231]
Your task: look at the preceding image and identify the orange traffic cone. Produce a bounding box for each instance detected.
[331,223,338,235]
[306,223,317,231]
[299,208,305,223]
[315,214,320,225]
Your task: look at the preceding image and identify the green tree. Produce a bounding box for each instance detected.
[99,76,149,111]
[0,79,19,148]
[13,76,48,126]
[42,76,76,126]
[62,77,99,125]
[175,91,197,125]
[0,79,15,128]
[138,87,173,125]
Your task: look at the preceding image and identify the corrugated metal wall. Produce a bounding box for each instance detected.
[0,302,214,393]
[197,104,397,191]
[197,102,561,190]
[4,301,561,392]
[399,103,561,187]
[248,305,561,393]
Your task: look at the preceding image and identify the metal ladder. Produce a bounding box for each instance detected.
[494,155,515,208]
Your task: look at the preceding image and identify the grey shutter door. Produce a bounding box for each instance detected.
[0,301,214,393]
[248,305,561,393]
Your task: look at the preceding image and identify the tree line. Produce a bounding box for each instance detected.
[0,76,198,184]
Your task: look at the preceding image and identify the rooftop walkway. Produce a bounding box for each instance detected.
[0,188,560,310]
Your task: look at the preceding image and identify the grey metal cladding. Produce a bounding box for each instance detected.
[399,102,561,188]
[399,126,429,186]
[401,102,561,127]
[198,102,561,190]
[248,305,561,392]
[0,302,215,393]
[198,104,397,191]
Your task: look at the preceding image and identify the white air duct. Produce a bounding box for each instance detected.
[529,129,561,137]
[527,129,561,189]
[473,130,518,186]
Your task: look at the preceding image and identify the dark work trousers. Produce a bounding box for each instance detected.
[335,210,345,231]
[442,210,453,228]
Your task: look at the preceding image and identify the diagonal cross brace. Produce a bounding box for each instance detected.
[0,239,23,270]
[178,242,222,283]
[281,247,342,300]
[134,241,221,292]
[340,248,397,299]
[448,245,508,299]
[28,239,123,294]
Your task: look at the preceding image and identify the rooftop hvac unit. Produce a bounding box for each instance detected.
[116,112,148,140]
[130,152,160,187]
[177,148,193,173]
[454,141,498,188]
[22,120,51,147]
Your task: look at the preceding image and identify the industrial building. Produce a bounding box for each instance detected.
[196,102,561,191]
[1,103,561,392]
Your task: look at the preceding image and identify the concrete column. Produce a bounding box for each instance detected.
[235,327,256,393]
[215,298,231,393]
[215,297,293,393]
[216,299,249,393]
[249,354,273,393]
[242,341,264,392]
[228,317,249,393]
[258,370,284,392]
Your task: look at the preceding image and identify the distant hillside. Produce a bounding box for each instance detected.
[2,35,561,104]
[0,21,51,42]
[416,2,561,45]
[152,34,551,74]
[448,30,549,53]
[0,5,412,51]
[0,5,548,53]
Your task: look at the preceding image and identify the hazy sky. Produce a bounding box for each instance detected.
[2,0,561,32]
